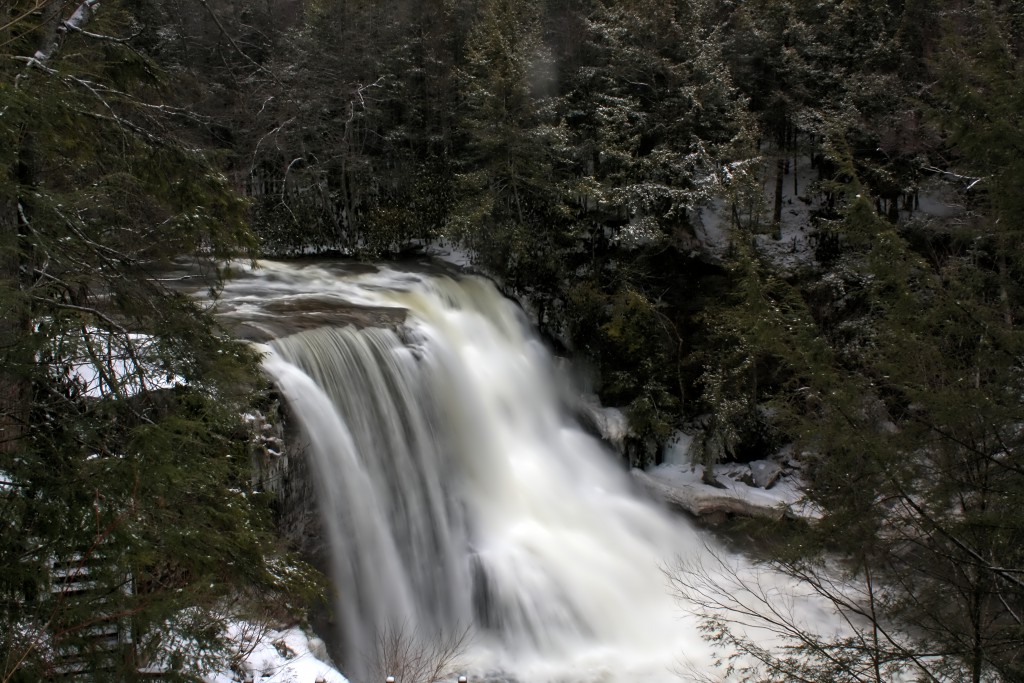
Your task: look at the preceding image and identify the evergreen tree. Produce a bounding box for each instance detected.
[447,0,573,291]
[684,3,1024,676]
[553,0,757,457]
[1,2,316,678]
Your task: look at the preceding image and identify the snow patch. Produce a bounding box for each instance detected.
[53,328,184,398]
[662,431,694,466]
[695,155,820,270]
[912,177,964,219]
[204,624,347,683]
[753,154,819,270]
[694,198,731,258]
[417,239,475,269]
[645,462,821,520]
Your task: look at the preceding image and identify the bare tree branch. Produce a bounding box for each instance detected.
[367,622,471,683]
[194,0,282,85]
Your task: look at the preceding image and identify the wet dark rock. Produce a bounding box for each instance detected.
[225,301,408,342]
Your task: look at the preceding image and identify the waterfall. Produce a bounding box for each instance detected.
[242,262,811,682]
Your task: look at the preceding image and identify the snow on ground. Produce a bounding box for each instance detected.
[753,154,820,271]
[694,198,732,259]
[912,176,965,219]
[661,431,694,466]
[205,624,347,683]
[417,239,475,269]
[698,154,967,273]
[648,432,821,519]
[58,329,183,398]
[692,155,823,270]
[647,461,810,514]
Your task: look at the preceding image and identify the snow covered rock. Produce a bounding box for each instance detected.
[204,625,347,683]
[577,395,631,454]
[749,460,783,489]
[634,463,816,521]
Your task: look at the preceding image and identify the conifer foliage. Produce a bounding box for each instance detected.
[1,2,315,679]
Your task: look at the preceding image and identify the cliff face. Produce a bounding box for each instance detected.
[253,400,325,558]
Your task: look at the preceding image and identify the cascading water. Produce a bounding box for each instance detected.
[215,260,835,683]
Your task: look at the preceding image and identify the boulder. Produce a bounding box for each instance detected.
[750,460,783,489]
[577,397,631,455]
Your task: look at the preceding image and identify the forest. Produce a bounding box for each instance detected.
[2,0,1023,681]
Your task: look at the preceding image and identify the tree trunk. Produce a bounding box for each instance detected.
[0,203,29,455]
[998,242,1013,327]
[772,156,784,239]
[3,0,94,455]
[0,121,38,455]
[793,146,799,197]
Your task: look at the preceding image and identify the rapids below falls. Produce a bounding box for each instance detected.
[207,259,840,683]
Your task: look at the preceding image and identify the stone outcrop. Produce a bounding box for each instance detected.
[227,301,408,343]
[249,399,326,560]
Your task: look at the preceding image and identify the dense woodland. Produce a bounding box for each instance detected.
[2,0,1023,680]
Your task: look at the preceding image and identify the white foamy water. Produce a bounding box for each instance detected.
[220,260,841,683]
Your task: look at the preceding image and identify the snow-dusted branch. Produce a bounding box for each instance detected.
[353,76,386,109]
[63,22,142,44]
[64,0,101,32]
[249,117,295,185]
[922,165,985,191]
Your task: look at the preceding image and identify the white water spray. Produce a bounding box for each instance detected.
[230,261,835,683]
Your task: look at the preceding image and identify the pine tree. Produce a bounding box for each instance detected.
[1,2,317,678]
[678,3,1024,678]
[446,0,572,290]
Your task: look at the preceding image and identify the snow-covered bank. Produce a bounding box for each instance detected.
[636,462,820,521]
[635,431,819,520]
[205,624,346,683]
[418,240,475,270]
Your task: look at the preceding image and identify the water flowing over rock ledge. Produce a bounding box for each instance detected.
[228,301,408,343]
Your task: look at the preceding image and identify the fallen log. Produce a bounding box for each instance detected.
[631,469,787,521]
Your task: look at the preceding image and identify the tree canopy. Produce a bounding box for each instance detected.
[1,2,316,679]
